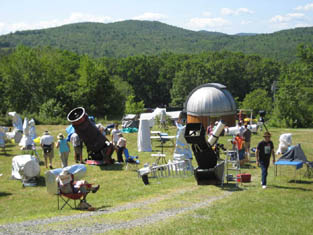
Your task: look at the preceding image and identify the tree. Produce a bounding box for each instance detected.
[125,95,145,114]
[240,89,273,116]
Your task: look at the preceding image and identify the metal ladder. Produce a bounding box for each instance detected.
[225,150,241,187]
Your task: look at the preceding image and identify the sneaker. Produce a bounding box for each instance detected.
[92,185,100,193]
[262,185,267,189]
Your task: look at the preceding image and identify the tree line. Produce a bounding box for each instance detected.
[0,21,313,63]
[0,45,312,127]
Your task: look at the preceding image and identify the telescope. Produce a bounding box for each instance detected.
[67,107,114,164]
[184,120,225,185]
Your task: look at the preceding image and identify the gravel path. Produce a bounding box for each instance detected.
[0,189,232,235]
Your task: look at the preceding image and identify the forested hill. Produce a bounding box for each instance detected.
[0,20,312,62]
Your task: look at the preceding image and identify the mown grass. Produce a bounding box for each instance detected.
[0,123,313,234]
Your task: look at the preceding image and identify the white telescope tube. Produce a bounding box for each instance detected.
[208,120,225,146]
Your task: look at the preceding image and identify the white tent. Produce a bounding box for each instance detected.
[137,119,152,152]
[140,113,155,128]
[166,111,181,121]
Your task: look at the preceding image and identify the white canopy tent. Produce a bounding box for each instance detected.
[137,119,152,152]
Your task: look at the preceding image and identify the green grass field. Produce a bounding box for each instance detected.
[0,124,312,234]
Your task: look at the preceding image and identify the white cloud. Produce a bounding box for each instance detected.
[132,12,167,21]
[203,11,212,17]
[295,3,313,11]
[221,8,254,16]
[0,12,113,35]
[240,20,252,25]
[187,17,230,30]
[270,13,305,23]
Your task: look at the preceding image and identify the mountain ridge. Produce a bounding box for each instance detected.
[0,20,312,62]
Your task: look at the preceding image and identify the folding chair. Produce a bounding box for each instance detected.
[57,174,92,210]
[57,191,85,210]
[124,148,139,170]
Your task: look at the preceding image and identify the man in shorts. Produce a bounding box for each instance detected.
[70,132,83,163]
[40,130,54,169]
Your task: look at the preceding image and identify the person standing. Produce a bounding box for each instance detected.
[256,132,275,189]
[70,132,83,163]
[55,133,70,168]
[232,134,245,166]
[238,122,245,137]
[116,133,126,163]
[40,130,54,169]
[111,123,121,157]
[242,124,252,163]
[111,123,121,147]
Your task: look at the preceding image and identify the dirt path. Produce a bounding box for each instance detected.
[0,188,232,234]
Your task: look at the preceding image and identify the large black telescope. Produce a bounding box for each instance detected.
[184,122,225,185]
[67,107,114,164]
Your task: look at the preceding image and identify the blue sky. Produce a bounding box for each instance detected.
[1,0,313,35]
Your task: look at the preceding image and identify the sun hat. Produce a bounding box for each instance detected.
[57,133,64,140]
[263,132,271,137]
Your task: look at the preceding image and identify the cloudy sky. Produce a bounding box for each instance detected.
[1,0,313,35]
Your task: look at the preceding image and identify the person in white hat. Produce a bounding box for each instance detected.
[116,132,126,163]
[40,130,54,169]
[55,133,70,168]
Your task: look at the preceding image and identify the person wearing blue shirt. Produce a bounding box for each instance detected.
[56,133,70,168]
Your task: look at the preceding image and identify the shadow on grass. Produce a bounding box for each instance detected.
[35,176,47,187]
[99,164,124,171]
[240,164,256,169]
[0,149,13,157]
[288,179,313,184]
[0,192,12,197]
[272,185,312,191]
[96,205,112,211]
[221,183,244,192]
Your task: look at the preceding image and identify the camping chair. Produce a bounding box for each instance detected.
[124,148,139,170]
[57,174,91,210]
[57,190,85,210]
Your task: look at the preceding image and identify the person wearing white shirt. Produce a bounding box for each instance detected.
[116,133,126,163]
[40,130,54,169]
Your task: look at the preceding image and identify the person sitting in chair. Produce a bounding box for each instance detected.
[56,169,100,210]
